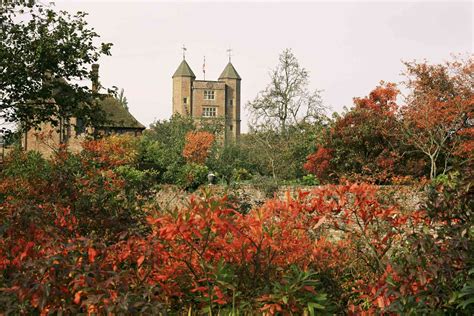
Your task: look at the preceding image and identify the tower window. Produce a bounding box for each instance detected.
[202,107,217,117]
[204,90,215,100]
[229,99,233,106]
[183,97,187,104]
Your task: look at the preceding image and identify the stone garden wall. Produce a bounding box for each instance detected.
[155,184,426,213]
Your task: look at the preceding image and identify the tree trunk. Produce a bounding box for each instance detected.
[429,154,437,179]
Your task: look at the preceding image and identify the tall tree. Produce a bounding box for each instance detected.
[0,1,112,134]
[247,49,324,132]
[398,56,473,179]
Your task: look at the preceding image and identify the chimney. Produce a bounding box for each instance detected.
[91,64,99,93]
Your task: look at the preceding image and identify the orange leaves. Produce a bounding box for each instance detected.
[304,147,333,180]
[454,125,474,158]
[182,131,215,164]
[260,302,283,314]
[312,82,403,184]
[53,206,78,231]
[354,81,399,115]
[0,143,435,315]
[73,291,83,304]
[81,135,139,167]
[212,285,227,305]
[19,241,35,262]
[399,58,473,178]
[88,247,97,263]
[136,255,145,267]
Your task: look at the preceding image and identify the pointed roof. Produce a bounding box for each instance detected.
[172,60,196,78]
[219,62,241,80]
[100,96,145,129]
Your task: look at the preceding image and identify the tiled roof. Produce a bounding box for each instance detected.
[219,62,241,80]
[99,96,145,129]
[173,60,196,78]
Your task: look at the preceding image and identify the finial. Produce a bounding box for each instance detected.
[227,47,232,63]
[182,44,187,60]
[203,56,206,80]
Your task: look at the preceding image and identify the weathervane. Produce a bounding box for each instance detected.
[182,44,187,60]
[227,47,232,62]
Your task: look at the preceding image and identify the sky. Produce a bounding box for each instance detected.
[55,0,473,132]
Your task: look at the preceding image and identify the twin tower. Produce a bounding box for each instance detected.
[172,58,241,141]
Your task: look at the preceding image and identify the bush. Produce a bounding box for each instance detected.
[177,163,209,191]
[0,137,471,314]
[301,174,320,186]
[251,175,279,198]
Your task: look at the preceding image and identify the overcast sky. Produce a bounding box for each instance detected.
[55,0,473,131]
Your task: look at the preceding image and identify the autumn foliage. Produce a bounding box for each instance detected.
[303,147,333,180]
[182,131,215,164]
[398,57,473,179]
[1,56,473,315]
[1,134,472,314]
[305,57,473,184]
[304,82,404,183]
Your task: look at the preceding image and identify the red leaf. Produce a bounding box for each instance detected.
[137,255,145,267]
[74,291,82,304]
[88,247,97,263]
[376,296,385,309]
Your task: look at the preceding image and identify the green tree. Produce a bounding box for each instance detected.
[0,1,112,134]
[139,114,196,184]
[206,141,256,184]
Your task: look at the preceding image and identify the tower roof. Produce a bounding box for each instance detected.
[219,62,241,80]
[172,60,196,78]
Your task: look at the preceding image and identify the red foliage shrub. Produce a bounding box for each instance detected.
[182,131,215,164]
[305,82,407,184]
[0,140,470,314]
[304,147,333,180]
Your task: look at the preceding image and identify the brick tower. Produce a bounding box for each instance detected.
[171,53,241,141]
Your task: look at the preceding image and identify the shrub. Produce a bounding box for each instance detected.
[301,174,320,186]
[0,138,471,315]
[177,163,209,191]
[182,131,215,164]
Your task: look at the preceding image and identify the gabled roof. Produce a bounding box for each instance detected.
[99,96,145,129]
[219,62,241,80]
[172,60,196,78]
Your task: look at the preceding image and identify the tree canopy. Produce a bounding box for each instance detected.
[398,57,473,179]
[0,1,112,134]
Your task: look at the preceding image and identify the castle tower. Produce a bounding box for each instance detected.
[219,62,241,141]
[171,53,241,142]
[172,59,195,116]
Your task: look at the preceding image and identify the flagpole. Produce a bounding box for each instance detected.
[203,56,206,80]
